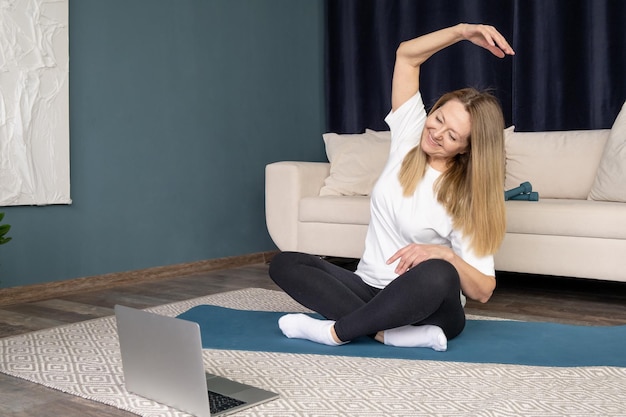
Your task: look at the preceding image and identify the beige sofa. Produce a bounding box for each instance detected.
[266,105,626,282]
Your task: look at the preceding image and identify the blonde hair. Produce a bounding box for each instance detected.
[398,88,506,256]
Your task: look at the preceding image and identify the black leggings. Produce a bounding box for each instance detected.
[269,252,466,342]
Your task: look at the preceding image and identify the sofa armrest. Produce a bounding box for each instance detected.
[265,161,330,251]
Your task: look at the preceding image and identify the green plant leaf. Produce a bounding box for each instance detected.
[0,212,11,245]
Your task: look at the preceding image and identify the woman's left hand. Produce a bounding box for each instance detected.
[387,243,453,275]
[459,23,515,58]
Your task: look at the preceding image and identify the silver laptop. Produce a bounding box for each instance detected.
[114,305,279,416]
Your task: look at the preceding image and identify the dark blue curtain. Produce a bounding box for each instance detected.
[325,0,626,133]
[512,1,626,130]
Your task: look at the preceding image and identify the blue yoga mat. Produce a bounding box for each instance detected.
[177,305,626,368]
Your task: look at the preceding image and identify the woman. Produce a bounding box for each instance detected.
[269,24,515,351]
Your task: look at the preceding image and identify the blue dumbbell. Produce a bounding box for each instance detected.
[504,182,532,200]
[508,191,539,201]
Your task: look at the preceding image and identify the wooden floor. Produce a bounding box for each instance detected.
[1,261,625,417]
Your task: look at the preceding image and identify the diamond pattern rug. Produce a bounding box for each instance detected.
[1,288,625,416]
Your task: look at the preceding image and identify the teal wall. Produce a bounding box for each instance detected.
[0,0,326,288]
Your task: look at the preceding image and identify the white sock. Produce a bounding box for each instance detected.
[278,313,345,346]
[383,325,448,352]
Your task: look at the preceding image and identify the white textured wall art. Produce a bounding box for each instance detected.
[0,0,70,206]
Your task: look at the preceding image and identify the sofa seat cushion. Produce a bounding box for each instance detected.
[506,199,626,239]
[300,196,371,225]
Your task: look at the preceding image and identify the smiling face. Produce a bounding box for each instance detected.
[420,99,471,171]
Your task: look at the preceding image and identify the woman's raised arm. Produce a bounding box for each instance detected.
[391,23,515,111]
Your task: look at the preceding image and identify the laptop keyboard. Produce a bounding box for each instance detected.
[208,390,246,414]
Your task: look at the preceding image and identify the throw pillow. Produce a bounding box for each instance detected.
[365,128,391,141]
[588,101,626,202]
[505,127,609,199]
[320,131,391,196]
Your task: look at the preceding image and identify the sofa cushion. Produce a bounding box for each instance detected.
[299,196,371,225]
[589,101,626,202]
[320,131,390,196]
[505,199,626,239]
[505,129,609,199]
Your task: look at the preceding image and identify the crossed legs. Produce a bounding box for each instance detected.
[269,252,466,351]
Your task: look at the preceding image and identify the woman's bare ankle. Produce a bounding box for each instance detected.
[330,325,344,344]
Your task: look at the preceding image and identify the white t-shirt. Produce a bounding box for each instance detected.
[355,92,495,291]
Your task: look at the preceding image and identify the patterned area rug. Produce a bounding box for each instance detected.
[1,288,625,417]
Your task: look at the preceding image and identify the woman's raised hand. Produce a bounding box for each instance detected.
[459,23,515,58]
